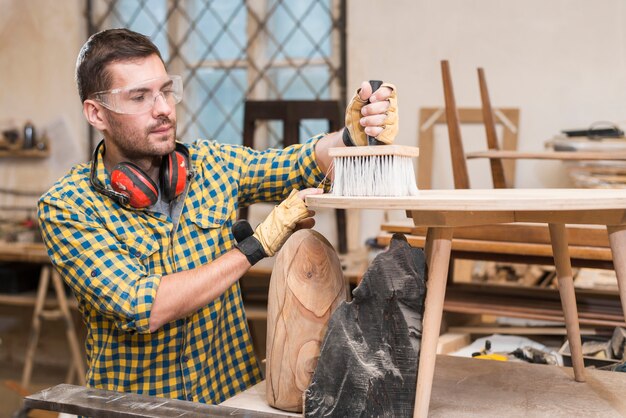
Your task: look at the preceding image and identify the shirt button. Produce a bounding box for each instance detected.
[182,355,189,362]
[134,251,142,258]
[187,394,193,401]
[91,270,97,277]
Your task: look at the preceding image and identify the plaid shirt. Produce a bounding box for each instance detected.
[38,136,327,403]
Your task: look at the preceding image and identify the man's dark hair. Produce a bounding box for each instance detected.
[75,28,164,102]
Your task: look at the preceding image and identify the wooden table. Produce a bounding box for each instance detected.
[307,188,626,418]
[0,242,85,388]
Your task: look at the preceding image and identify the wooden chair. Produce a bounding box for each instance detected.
[240,100,347,253]
[467,63,626,181]
[380,61,626,328]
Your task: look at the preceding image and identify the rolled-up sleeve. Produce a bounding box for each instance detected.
[38,193,161,334]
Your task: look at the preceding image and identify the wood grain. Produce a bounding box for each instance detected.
[329,144,419,157]
[265,230,346,412]
[478,67,508,188]
[307,189,626,213]
[441,60,470,189]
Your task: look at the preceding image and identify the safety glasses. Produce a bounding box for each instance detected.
[90,75,183,115]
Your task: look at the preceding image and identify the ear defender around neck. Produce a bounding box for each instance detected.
[110,162,160,208]
[90,140,190,209]
[160,149,188,201]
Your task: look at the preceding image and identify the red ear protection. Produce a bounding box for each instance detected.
[110,162,160,208]
[90,141,191,208]
[160,150,188,201]
[109,149,189,208]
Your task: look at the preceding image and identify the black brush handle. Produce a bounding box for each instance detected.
[367,80,384,146]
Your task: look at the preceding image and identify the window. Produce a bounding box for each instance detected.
[87,0,346,148]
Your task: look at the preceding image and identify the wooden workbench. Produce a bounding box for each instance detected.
[307,188,626,418]
[24,354,626,417]
[223,355,626,417]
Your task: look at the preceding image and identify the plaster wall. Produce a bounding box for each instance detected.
[347,0,626,243]
[2,0,626,248]
[0,0,86,217]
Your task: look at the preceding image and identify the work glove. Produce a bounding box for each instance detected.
[343,81,398,146]
[234,190,311,265]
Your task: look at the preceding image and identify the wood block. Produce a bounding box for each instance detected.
[303,234,426,417]
[265,230,346,412]
[437,332,471,354]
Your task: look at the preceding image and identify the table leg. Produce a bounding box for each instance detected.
[607,225,626,326]
[548,223,585,382]
[414,227,453,418]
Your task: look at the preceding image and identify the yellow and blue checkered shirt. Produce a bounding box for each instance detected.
[37,136,327,403]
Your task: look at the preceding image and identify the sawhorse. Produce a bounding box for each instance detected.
[21,264,85,388]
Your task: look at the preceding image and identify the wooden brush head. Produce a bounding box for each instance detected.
[329,145,419,158]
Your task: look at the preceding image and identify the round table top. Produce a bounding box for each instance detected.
[306,188,626,212]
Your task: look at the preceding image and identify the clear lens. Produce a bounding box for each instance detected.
[92,75,183,115]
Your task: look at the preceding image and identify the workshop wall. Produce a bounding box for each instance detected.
[348,0,626,242]
[0,0,86,220]
[2,0,626,247]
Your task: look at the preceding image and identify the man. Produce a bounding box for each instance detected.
[38,28,398,404]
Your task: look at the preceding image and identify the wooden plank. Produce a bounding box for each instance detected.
[447,325,600,336]
[0,242,50,263]
[375,233,613,262]
[0,149,49,158]
[467,150,626,160]
[0,292,78,309]
[444,286,626,327]
[381,222,610,248]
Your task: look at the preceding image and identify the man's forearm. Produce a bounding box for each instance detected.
[314,129,344,181]
[149,249,251,332]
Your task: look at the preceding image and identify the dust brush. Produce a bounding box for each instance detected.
[330,145,419,197]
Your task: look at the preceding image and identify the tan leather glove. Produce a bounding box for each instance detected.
[253,189,310,257]
[343,82,398,146]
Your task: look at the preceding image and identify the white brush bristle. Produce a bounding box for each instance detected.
[331,155,419,197]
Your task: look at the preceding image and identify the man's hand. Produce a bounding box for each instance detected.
[235,188,322,265]
[343,81,398,146]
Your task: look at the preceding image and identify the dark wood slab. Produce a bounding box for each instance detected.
[304,234,426,417]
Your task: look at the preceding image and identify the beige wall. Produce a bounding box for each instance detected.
[0,0,85,216]
[348,0,626,242]
[2,0,626,246]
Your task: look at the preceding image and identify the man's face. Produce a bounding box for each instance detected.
[100,55,178,159]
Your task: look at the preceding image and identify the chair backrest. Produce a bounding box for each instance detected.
[240,99,347,253]
[243,100,342,149]
[440,60,471,189]
[440,60,517,189]
[477,67,508,188]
